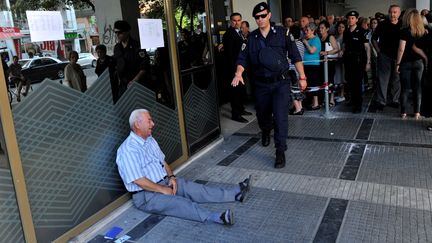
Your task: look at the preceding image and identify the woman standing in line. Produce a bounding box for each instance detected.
[302,23,322,110]
[396,9,426,119]
[333,21,346,103]
[319,20,339,106]
[64,51,87,92]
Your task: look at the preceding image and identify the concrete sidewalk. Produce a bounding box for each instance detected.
[82,93,432,243]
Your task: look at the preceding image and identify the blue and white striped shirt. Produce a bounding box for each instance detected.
[116,132,167,192]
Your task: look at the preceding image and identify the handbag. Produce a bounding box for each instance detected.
[325,42,339,59]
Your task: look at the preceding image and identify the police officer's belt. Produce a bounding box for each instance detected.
[256,70,290,83]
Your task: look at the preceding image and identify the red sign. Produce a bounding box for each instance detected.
[0,27,23,39]
[0,27,21,33]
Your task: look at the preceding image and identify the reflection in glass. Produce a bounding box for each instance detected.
[139,2,176,109]
[0,116,25,242]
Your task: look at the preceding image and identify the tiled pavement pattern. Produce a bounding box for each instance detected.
[86,96,432,243]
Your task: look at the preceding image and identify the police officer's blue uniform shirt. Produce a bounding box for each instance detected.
[236,25,302,78]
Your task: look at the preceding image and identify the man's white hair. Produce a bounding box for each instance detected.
[129,109,149,129]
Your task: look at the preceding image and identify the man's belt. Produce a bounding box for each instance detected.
[256,70,290,83]
[131,176,167,194]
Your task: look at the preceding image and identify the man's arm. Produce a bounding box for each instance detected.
[231,65,245,87]
[364,43,371,71]
[134,177,174,195]
[294,61,307,90]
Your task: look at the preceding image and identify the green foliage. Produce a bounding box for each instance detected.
[11,0,95,14]
[140,0,205,32]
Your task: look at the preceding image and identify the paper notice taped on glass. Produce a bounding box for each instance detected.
[138,19,164,49]
[26,11,65,42]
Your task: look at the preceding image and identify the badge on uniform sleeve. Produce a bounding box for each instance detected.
[139,51,146,57]
[241,43,246,51]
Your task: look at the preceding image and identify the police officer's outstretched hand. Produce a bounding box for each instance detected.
[231,72,244,87]
[365,63,371,72]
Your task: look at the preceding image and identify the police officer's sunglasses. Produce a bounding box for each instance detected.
[114,30,124,35]
[254,13,268,20]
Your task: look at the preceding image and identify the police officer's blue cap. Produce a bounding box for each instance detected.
[345,11,359,18]
[114,20,131,32]
[252,2,270,17]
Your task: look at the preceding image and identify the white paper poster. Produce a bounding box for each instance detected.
[138,19,164,49]
[26,11,65,42]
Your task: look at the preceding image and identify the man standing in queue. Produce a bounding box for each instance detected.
[343,11,371,113]
[232,2,307,168]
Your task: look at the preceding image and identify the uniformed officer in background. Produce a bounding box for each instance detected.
[223,12,252,123]
[113,20,151,102]
[232,2,307,168]
[343,11,371,113]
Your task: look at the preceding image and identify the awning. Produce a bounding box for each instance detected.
[0,27,23,40]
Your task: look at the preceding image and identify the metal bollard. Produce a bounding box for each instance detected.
[323,56,331,118]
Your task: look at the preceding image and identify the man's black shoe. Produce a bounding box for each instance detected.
[220,209,234,226]
[236,175,252,202]
[241,110,253,116]
[387,102,400,108]
[373,102,385,110]
[232,116,248,123]
[274,150,286,168]
[261,132,270,147]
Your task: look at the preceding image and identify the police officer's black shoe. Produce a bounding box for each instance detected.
[261,131,270,147]
[232,116,248,123]
[274,150,286,168]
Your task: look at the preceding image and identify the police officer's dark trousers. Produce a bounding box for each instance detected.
[345,55,365,111]
[255,77,290,151]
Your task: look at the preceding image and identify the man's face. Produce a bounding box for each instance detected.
[13,57,18,64]
[241,22,249,34]
[327,15,335,24]
[230,15,242,29]
[136,112,155,138]
[347,16,358,27]
[389,7,401,22]
[96,49,106,59]
[285,17,293,27]
[300,17,309,28]
[254,10,271,29]
[115,29,129,42]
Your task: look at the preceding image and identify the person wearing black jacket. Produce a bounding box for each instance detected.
[223,12,251,123]
[113,20,150,101]
[95,44,117,103]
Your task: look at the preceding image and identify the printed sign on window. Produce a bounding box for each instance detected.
[26,11,65,42]
[138,19,164,49]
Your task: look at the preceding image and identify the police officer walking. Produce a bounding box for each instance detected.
[232,2,306,168]
[343,11,371,113]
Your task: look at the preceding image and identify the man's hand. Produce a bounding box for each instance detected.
[159,185,174,195]
[231,73,244,87]
[365,63,371,72]
[169,177,177,195]
[299,79,307,91]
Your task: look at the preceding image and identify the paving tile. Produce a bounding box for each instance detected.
[137,187,327,243]
[339,201,432,243]
[226,140,350,179]
[357,145,432,189]
[370,119,432,145]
